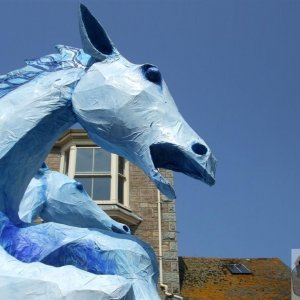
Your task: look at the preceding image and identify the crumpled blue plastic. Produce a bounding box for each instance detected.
[0,4,216,299]
[0,245,135,299]
[19,163,131,234]
[0,211,160,298]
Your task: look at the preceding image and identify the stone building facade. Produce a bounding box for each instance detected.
[46,129,180,298]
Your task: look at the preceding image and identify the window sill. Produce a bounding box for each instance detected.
[98,202,143,226]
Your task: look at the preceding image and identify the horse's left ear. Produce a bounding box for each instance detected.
[79,4,119,61]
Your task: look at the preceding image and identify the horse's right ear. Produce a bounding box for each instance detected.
[79,4,119,61]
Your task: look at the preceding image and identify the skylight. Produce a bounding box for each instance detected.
[227,263,252,274]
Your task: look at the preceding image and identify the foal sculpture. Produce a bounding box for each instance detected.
[19,163,131,234]
[0,4,216,299]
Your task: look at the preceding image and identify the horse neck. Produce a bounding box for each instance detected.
[0,68,82,223]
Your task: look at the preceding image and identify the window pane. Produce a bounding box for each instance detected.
[94,148,111,173]
[118,156,125,175]
[75,177,92,197]
[76,148,93,173]
[118,175,124,204]
[93,177,111,200]
[236,264,251,274]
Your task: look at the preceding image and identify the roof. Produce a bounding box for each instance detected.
[179,256,290,300]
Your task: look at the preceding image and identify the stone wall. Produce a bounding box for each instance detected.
[129,164,180,296]
[160,170,180,295]
[45,147,61,171]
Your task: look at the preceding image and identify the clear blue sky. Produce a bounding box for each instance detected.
[1,0,299,266]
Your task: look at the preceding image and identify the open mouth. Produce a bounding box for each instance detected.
[149,143,216,186]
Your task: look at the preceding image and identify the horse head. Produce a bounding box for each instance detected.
[72,5,216,199]
[19,163,131,234]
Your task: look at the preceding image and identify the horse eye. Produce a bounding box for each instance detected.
[75,182,84,191]
[141,64,162,85]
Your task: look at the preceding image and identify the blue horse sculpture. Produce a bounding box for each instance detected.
[0,246,134,299]
[19,163,131,234]
[0,4,216,299]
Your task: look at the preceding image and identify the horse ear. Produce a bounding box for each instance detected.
[79,4,119,61]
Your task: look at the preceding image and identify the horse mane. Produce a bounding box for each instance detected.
[0,45,93,98]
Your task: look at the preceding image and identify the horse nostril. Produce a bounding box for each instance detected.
[112,224,130,234]
[192,143,208,155]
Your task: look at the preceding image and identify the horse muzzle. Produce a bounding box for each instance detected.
[149,142,216,186]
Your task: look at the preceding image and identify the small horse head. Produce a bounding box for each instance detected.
[73,5,216,199]
[20,164,131,234]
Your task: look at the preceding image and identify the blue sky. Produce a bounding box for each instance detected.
[1,0,299,266]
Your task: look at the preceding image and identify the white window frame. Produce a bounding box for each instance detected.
[59,141,129,207]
